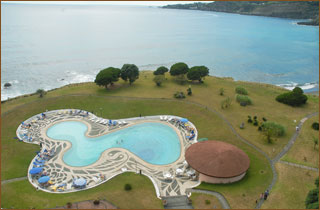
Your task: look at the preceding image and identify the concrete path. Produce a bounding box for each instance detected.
[189,189,230,209]
[162,195,193,209]
[256,112,318,209]
[1,176,27,185]
[279,160,319,172]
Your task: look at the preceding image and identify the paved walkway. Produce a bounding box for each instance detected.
[1,176,27,185]
[279,160,319,172]
[162,195,193,209]
[54,199,117,209]
[189,189,230,209]
[256,112,318,209]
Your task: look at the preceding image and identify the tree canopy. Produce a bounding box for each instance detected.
[120,64,139,85]
[305,177,319,209]
[94,67,121,89]
[154,66,169,75]
[169,62,189,76]
[276,87,308,106]
[187,66,209,82]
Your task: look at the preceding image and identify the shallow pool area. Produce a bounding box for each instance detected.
[47,121,181,166]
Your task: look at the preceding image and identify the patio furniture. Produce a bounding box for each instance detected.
[73,178,87,189]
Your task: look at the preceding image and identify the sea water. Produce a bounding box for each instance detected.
[1,3,319,100]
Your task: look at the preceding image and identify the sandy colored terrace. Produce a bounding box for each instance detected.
[17,109,200,197]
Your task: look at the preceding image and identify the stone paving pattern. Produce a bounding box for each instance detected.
[17,109,200,197]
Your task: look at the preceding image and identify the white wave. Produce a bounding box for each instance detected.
[68,73,95,84]
[277,82,318,91]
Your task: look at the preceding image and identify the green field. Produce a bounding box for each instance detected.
[1,71,318,209]
[281,115,319,168]
[261,163,318,209]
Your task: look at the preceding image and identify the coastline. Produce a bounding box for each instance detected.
[2,74,318,103]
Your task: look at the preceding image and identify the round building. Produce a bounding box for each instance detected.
[185,140,250,184]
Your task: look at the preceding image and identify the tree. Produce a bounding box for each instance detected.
[305,177,319,209]
[276,87,308,106]
[313,137,318,150]
[187,67,201,82]
[221,97,232,109]
[187,66,209,82]
[36,89,46,98]
[187,86,192,95]
[94,67,121,89]
[153,75,165,86]
[120,64,139,85]
[154,66,169,75]
[261,121,285,143]
[170,62,189,76]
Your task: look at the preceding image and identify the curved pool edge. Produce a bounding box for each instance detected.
[17,109,199,196]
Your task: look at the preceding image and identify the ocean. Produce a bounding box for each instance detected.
[1,3,319,101]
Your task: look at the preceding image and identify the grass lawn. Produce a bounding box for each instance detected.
[261,162,318,209]
[195,149,272,209]
[2,95,271,209]
[190,193,223,209]
[1,71,317,209]
[3,71,318,160]
[1,172,163,209]
[281,115,319,168]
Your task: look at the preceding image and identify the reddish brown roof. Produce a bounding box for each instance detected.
[185,141,250,178]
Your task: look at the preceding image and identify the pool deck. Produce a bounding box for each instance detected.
[17,109,200,197]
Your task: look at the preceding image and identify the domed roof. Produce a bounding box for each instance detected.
[185,141,250,178]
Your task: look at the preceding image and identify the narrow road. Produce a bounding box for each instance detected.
[1,176,27,185]
[189,189,231,209]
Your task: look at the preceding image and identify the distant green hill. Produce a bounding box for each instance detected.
[162,1,319,26]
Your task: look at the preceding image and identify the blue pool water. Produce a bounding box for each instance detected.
[46,121,181,167]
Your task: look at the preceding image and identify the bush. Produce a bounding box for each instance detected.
[36,89,46,98]
[253,116,257,120]
[187,87,192,96]
[276,87,308,106]
[248,116,253,123]
[312,122,319,130]
[221,97,232,109]
[236,94,252,105]
[258,126,262,131]
[235,86,248,95]
[124,183,132,191]
[93,200,100,205]
[262,117,267,122]
[262,121,286,137]
[253,120,258,126]
[174,92,186,99]
[219,88,224,96]
[153,75,165,86]
[205,200,211,205]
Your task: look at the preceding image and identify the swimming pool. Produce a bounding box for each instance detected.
[46,121,181,167]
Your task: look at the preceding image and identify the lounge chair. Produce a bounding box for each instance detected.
[121,167,127,172]
[160,116,164,121]
[122,121,128,125]
[163,116,168,121]
[92,176,101,183]
[103,120,109,125]
[118,121,123,126]
[168,117,173,122]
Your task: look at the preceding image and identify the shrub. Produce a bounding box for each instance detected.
[219,88,224,96]
[248,116,253,123]
[253,120,258,126]
[276,87,308,106]
[36,89,46,98]
[221,97,232,109]
[258,126,262,131]
[261,121,285,143]
[312,122,319,130]
[262,117,267,122]
[187,87,192,96]
[124,183,132,191]
[174,92,186,99]
[153,75,165,86]
[253,116,257,120]
[93,200,100,205]
[236,94,252,105]
[205,200,211,205]
[235,86,248,95]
